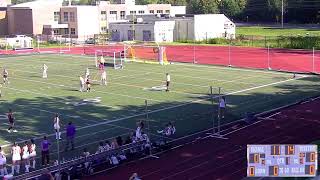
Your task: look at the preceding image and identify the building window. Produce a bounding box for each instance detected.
[54,12,60,22]
[120,11,125,19]
[110,11,117,15]
[165,10,170,14]
[101,26,107,32]
[130,11,136,15]
[53,29,59,35]
[157,10,163,14]
[63,12,68,22]
[101,11,106,20]
[70,12,75,22]
[150,10,154,14]
[138,10,145,14]
[70,28,75,35]
[64,28,69,35]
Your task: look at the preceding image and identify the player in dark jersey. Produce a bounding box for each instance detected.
[7,109,16,133]
[86,78,91,92]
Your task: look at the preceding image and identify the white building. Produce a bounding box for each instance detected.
[109,14,236,43]
[110,15,175,42]
[174,14,236,41]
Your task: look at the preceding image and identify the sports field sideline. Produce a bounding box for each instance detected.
[0,53,319,164]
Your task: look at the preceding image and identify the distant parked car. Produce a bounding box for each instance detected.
[85,38,95,44]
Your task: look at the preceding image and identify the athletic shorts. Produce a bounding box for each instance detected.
[12,154,21,161]
[54,124,60,130]
[22,153,29,160]
[29,151,36,158]
[3,75,7,78]
[166,81,170,87]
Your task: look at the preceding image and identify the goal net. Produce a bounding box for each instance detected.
[124,43,169,65]
[95,50,124,70]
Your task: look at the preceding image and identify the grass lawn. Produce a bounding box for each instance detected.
[0,53,319,168]
[237,26,320,36]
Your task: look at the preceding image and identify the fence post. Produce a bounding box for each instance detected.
[312,47,315,73]
[228,41,231,67]
[193,38,196,64]
[268,45,271,70]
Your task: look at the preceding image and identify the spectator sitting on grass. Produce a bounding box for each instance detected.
[111,139,119,149]
[82,148,90,158]
[157,122,176,136]
[125,135,132,145]
[104,140,111,151]
[116,136,123,146]
[96,142,104,153]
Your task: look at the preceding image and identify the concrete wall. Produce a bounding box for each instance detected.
[7,8,33,35]
[77,6,99,40]
[170,6,186,16]
[194,14,235,40]
[109,20,174,42]
[32,5,60,35]
[0,8,8,35]
[173,18,194,41]
[154,21,175,42]
[0,0,11,7]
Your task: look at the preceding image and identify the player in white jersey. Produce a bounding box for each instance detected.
[54,114,61,140]
[85,68,90,79]
[22,141,30,173]
[0,147,8,177]
[79,76,85,92]
[101,70,107,86]
[28,139,36,169]
[42,64,48,78]
[166,73,170,92]
[11,142,21,175]
[3,68,9,85]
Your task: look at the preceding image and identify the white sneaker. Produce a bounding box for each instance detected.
[7,130,11,133]
[13,130,17,133]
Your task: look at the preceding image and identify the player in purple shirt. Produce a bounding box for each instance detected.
[41,136,51,166]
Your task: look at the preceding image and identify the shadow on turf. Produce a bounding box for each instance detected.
[0,75,318,164]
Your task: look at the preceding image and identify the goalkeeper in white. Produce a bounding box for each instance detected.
[42,64,48,78]
[101,70,107,86]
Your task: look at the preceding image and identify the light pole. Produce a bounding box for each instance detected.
[281,0,284,28]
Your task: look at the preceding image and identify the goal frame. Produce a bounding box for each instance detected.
[94,50,124,70]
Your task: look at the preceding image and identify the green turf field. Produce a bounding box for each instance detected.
[237,26,320,36]
[0,53,319,164]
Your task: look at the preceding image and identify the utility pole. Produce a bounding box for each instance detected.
[281,0,284,28]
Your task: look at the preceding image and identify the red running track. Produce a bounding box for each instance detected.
[84,97,320,180]
[1,45,320,74]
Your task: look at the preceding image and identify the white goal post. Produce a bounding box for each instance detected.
[94,50,124,69]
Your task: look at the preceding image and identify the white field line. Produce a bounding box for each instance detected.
[0,53,295,77]
[11,68,211,98]
[173,61,293,76]
[1,56,259,86]
[9,74,162,103]
[3,74,308,145]
[9,74,305,150]
[4,63,212,88]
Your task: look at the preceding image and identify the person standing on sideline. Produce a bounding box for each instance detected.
[53,114,61,140]
[0,146,8,177]
[29,139,36,169]
[65,121,76,151]
[219,96,226,119]
[11,142,21,174]
[41,136,51,166]
[165,73,170,92]
[42,64,48,78]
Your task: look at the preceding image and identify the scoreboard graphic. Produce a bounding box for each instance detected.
[247,145,318,177]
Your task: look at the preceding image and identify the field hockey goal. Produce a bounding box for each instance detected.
[95,50,124,69]
[124,43,169,65]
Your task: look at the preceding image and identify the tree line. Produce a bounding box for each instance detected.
[138,0,320,23]
[10,0,320,23]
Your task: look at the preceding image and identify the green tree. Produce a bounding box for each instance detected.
[187,0,219,14]
[219,0,241,18]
